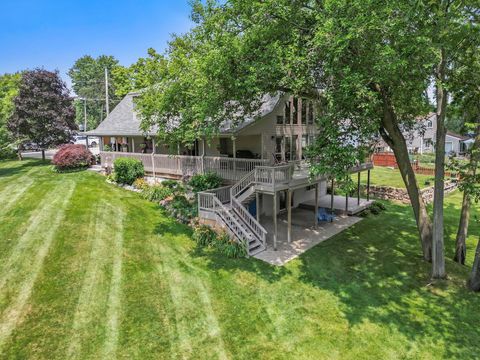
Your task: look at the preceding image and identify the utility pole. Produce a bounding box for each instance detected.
[83,98,88,147]
[105,67,110,116]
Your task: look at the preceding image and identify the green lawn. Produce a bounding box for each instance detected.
[354,166,435,189]
[0,160,479,359]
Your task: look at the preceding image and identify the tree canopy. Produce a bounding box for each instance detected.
[8,69,76,158]
[68,55,122,130]
[0,72,20,157]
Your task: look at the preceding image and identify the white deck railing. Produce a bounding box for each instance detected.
[100,151,269,181]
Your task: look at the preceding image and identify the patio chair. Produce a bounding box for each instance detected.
[317,208,335,222]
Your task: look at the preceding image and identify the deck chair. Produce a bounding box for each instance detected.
[317,208,335,223]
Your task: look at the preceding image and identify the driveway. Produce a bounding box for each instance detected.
[22,146,99,160]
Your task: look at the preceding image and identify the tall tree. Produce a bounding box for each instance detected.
[68,55,122,130]
[135,0,435,260]
[429,0,479,278]
[0,72,20,158]
[8,69,77,160]
[112,48,167,98]
[450,45,480,265]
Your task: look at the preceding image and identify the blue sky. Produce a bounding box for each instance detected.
[0,0,193,87]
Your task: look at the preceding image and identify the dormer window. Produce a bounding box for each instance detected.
[426,120,433,128]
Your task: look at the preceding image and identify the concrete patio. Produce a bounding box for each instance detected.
[254,208,362,266]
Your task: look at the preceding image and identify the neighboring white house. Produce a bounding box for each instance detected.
[376,112,470,155]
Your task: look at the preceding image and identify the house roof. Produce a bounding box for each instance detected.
[86,92,158,137]
[446,130,470,141]
[87,92,281,137]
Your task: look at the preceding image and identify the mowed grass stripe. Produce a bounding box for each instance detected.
[0,180,76,352]
[0,181,75,297]
[67,200,124,359]
[0,175,35,218]
[156,243,229,360]
[103,203,125,359]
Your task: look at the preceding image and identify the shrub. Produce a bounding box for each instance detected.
[192,224,216,246]
[188,172,222,193]
[133,177,149,190]
[160,194,197,223]
[215,232,247,258]
[142,185,173,202]
[113,157,144,185]
[161,179,184,194]
[0,144,16,160]
[52,144,95,171]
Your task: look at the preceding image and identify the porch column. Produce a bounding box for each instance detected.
[287,189,292,243]
[256,192,260,222]
[330,178,334,214]
[151,138,156,179]
[357,172,361,205]
[232,136,237,180]
[99,137,104,151]
[132,137,135,153]
[201,138,206,174]
[260,135,264,160]
[367,169,371,201]
[273,192,277,251]
[314,183,319,228]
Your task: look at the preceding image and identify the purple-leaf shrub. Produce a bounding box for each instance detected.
[52,144,95,171]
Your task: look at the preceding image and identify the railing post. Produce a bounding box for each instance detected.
[151,153,156,179]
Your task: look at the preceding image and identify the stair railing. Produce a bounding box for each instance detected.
[231,197,266,248]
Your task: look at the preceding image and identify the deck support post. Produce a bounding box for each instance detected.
[273,192,277,251]
[367,169,371,201]
[256,192,260,222]
[330,178,334,214]
[314,182,319,228]
[132,137,135,153]
[232,136,237,180]
[357,172,361,205]
[287,189,292,243]
[345,192,348,214]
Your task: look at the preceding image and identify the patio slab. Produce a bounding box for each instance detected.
[254,208,362,266]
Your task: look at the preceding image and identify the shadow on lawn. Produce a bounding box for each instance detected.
[296,200,479,359]
[154,216,289,282]
[0,159,47,178]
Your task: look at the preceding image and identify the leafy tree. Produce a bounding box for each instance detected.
[449,46,480,267]
[68,55,122,130]
[112,48,167,98]
[135,0,435,261]
[0,72,20,158]
[134,0,478,270]
[8,69,77,160]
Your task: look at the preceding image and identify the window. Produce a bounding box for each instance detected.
[276,115,284,125]
[301,99,307,124]
[292,135,298,160]
[424,138,433,147]
[284,102,291,124]
[426,120,433,128]
[292,98,298,124]
[308,102,314,124]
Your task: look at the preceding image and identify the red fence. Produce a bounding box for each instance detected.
[372,153,397,167]
[373,152,454,177]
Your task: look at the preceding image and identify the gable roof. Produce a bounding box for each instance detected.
[87,92,281,137]
[446,130,470,141]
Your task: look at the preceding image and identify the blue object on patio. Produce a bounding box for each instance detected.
[317,208,335,222]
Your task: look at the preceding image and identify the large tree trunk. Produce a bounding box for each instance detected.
[41,149,45,161]
[431,49,447,279]
[455,123,480,264]
[378,101,432,261]
[468,237,480,291]
[454,193,469,264]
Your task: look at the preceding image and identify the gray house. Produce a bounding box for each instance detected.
[376,113,470,155]
[88,92,373,258]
